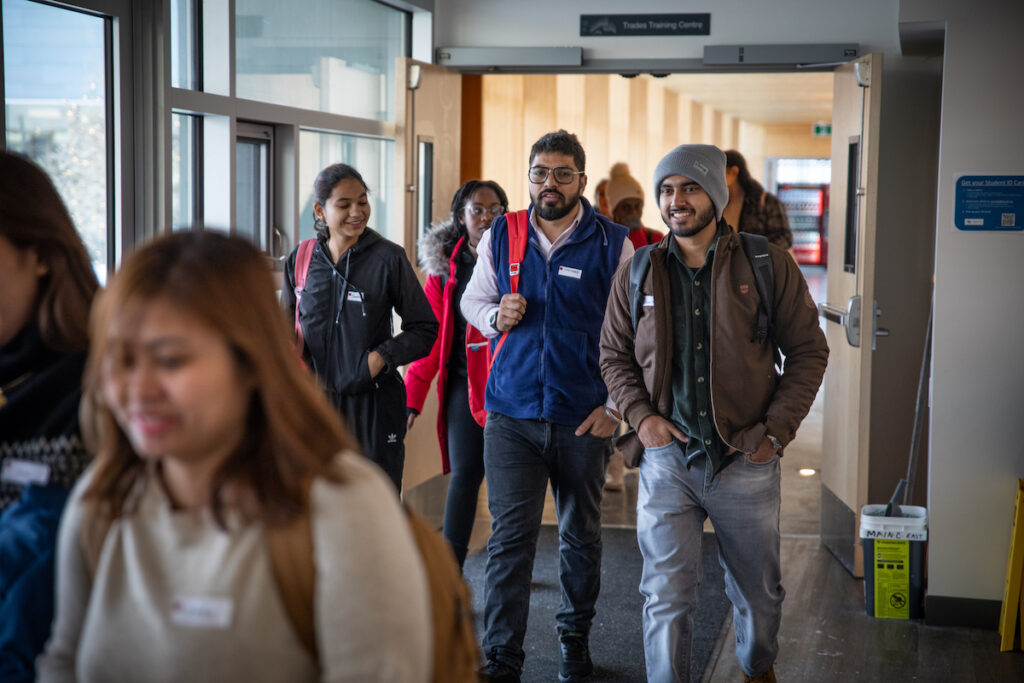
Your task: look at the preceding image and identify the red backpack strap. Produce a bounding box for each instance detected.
[293,239,316,359]
[490,210,529,365]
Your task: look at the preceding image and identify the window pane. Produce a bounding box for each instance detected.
[170,0,198,90]
[3,0,109,281]
[235,0,407,121]
[235,138,267,248]
[171,113,198,231]
[299,130,393,244]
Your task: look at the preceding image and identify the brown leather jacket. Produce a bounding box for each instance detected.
[600,229,827,463]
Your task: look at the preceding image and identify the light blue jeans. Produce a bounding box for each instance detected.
[636,441,783,682]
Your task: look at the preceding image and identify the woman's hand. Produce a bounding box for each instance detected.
[367,351,386,379]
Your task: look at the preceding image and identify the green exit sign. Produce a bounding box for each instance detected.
[812,122,832,137]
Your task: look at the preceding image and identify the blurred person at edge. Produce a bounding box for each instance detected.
[282,164,437,491]
[405,179,509,569]
[0,151,98,683]
[37,232,431,682]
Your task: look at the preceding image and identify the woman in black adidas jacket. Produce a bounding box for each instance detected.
[282,164,437,491]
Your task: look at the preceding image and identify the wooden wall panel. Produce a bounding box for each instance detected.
[481,75,526,207]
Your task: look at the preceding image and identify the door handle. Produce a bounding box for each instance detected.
[818,295,862,347]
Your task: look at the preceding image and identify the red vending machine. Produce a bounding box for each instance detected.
[777,183,829,266]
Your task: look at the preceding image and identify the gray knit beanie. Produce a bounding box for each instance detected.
[652,144,728,220]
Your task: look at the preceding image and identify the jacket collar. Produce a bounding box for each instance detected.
[417,217,466,276]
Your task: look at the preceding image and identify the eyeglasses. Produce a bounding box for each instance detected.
[528,166,583,184]
[465,205,505,218]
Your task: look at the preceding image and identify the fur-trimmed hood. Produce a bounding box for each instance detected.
[417,217,467,276]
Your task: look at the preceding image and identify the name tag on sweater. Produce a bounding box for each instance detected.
[1,459,50,486]
[171,596,234,629]
[643,296,655,307]
[557,265,582,279]
[346,291,363,302]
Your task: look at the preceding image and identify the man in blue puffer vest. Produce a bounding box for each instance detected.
[462,130,634,683]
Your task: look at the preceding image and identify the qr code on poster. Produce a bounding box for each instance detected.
[1002,213,1016,227]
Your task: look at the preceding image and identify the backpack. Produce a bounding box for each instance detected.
[627,231,780,366]
[292,238,317,360]
[79,485,481,682]
[487,209,529,365]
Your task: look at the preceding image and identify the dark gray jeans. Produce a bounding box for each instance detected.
[480,412,610,670]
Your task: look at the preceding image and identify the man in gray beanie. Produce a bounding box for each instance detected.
[599,143,828,683]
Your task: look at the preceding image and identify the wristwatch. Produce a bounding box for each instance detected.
[488,308,501,332]
[766,434,783,452]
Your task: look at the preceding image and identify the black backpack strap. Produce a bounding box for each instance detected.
[628,245,655,332]
[738,232,781,366]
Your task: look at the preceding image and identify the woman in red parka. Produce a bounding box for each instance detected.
[405,180,508,569]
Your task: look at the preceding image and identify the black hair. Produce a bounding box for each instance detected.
[312,163,369,239]
[449,179,510,231]
[724,149,758,196]
[529,129,586,173]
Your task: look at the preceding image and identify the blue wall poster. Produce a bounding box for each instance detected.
[954,175,1024,231]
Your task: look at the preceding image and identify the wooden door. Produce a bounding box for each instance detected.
[819,54,883,577]
[395,58,462,492]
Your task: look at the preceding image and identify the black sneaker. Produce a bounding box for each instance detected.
[558,631,593,682]
[480,658,520,683]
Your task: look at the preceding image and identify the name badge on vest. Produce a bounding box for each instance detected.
[643,295,655,307]
[557,265,582,280]
[171,596,234,629]
[1,459,51,486]
[346,290,363,302]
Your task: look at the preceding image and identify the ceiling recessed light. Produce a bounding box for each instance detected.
[798,468,817,477]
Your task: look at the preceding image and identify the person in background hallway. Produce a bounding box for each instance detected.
[461,130,634,683]
[405,179,509,569]
[601,162,665,492]
[282,164,437,491]
[600,144,827,683]
[0,151,98,683]
[606,162,665,250]
[593,177,611,218]
[37,232,431,683]
[723,149,794,249]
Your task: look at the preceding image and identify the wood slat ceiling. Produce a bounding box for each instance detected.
[644,72,834,126]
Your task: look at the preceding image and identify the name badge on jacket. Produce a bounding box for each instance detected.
[1,459,50,486]
[557,265,582,280]
[346,290,363,302]
[170,596,234,629]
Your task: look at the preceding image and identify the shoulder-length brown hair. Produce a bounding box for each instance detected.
[82,231,356,525]
[0,151,99,352]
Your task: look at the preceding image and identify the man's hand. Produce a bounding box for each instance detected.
[637,415,688,449]
[495,293,527,332]
[406,410,419,432]
[748,435,778,463]
[575,406,620,438]
[368,350,386,379]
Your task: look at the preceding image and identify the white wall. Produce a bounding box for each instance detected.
[901,0,1024,604]
[436,0,900,60]
[433,0,1024,612]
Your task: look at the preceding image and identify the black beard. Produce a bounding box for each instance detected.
[532,188,579,221]
[664,205,716,238]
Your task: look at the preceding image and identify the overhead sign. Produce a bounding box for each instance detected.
[954,175,1024,231]
[580,14,710,37]
[812,122,832,137]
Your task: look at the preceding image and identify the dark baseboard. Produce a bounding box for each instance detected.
[820,483,857,575]
[924,596,1001,629]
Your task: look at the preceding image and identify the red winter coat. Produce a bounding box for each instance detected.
[405,218,489,474]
